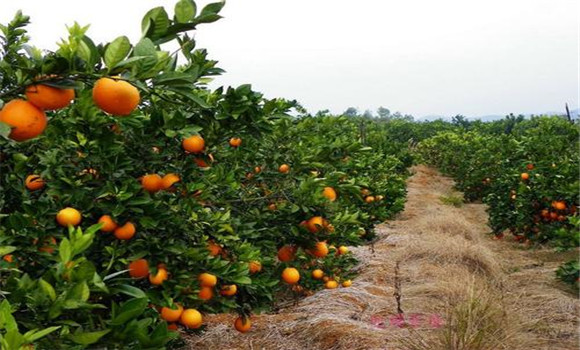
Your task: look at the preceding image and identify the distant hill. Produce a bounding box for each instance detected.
[420,109,579,122]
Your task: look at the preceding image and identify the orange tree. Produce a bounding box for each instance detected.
[0,2,408,348]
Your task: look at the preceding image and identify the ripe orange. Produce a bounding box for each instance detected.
[37,236,57,254]
[365,196,375,203]
[198,273,217,287]
[306,216,325,233]
[554,201,567,211]
[375,195,384,201]
[521,173,529,180]
[277,245,297,262]
[161,173,180,190]
[98,215,117,232]
[549,212,558,220]
[526,163,534,170]
[182,135,205,154]
[25,83,75,110]
[361,188,370,196]
[312,269,324,280]
[278,164,290,173]
[114,222,136,240]
[310,241,329,258]
[56,207,82,227]
[160,304,183,322]
[281,267,300,284]
[229,137,242,147]
[254,166,262,174]
[325,280,338,289]
[0,99,47,141]
[248,261,262,274]
[128,259,149,278]
[198,286,214,301]
[322,187,337,201]
[220,284,238,296]
[207,242,222,257]
[25,175,45,191]
[3,254,14,263]
[342,280,352,287]
[180,309,203,329]
[149,267,169,285]
[234,316,251,333]
[268,203,277,211]
[337,246,349,255]
[141,174,163,193]
[92,77,140,115]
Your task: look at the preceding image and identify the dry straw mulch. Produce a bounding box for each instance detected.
[185,165,579,350]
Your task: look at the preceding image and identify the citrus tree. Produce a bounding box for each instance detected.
[0,2,408,348]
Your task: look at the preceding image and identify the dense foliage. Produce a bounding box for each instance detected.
[0,2,408,348]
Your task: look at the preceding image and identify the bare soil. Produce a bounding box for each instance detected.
[185,165,579,350]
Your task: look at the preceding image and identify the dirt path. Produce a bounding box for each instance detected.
[186,165,579,350]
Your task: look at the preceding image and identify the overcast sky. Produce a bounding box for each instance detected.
[0,0,578,118]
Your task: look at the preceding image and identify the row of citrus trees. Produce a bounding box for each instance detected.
[0,2,408,349]
[415,116,579,287]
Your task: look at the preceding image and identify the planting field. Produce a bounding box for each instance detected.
[0,1,578,349]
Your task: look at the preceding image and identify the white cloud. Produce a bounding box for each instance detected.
[1,0,578,117]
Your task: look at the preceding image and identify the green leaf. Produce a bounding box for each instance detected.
[104,36,131,69]
[68,329,110,345]
[110,298,148,325]
[231,276,252,285]
[0,246,16,256]
[110,284,147,298]
[0,122,12,139]
[23,326,61,342]
[141,7,170,40]
[175,0,197,23]
[0,300,17,332]
[39,279,57,301]
[199,1,225,17]
[59,238,72,263]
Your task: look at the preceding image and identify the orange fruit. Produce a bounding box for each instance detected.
[161,173,180,190]
[365,196,375,203]
[98,215,117,232]
[37,237,57,254]
[56,207,82,227]
[554,201,567,211]
[322,187,337,201]
[337,246,349,255]
[526,163,534,170]
[0,99,47,141]
[149,267,169,285]
[3,254,14,263]
[254,166,261,174]
[549,212,558,220]
[312,269,324,280]
[268,203,277,211]
[375,195,384,201]
[25,83,75,110]
[521,173,529,180]
[310,241,329,258]
[198,273,217,287]
[160,304,183,322]
[325,280,338,289]
[281,267,300,284]
[198,286,214,301]
[229,137,242,147]
[141,174,163,193]
[220,284,237,296]
[25,175,45,191]
[207,242,222,257]
[361,188,370,196]
[114,222,136,240]
[306,216,325,233]
[278,164,290,173]
[277,245,297,262]
[342,280,352,287]
[234,316,252,333]
[182,135,205,154]
[180,309,203,329]
[128,259,149,278]
[92,77,140,116]
[248,261,262,274]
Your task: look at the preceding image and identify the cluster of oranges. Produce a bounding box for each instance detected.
[141,173,181,193]
[361,188,384,204]
[0,76,140,142]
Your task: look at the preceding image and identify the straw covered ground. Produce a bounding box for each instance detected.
[185,165,579,350]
